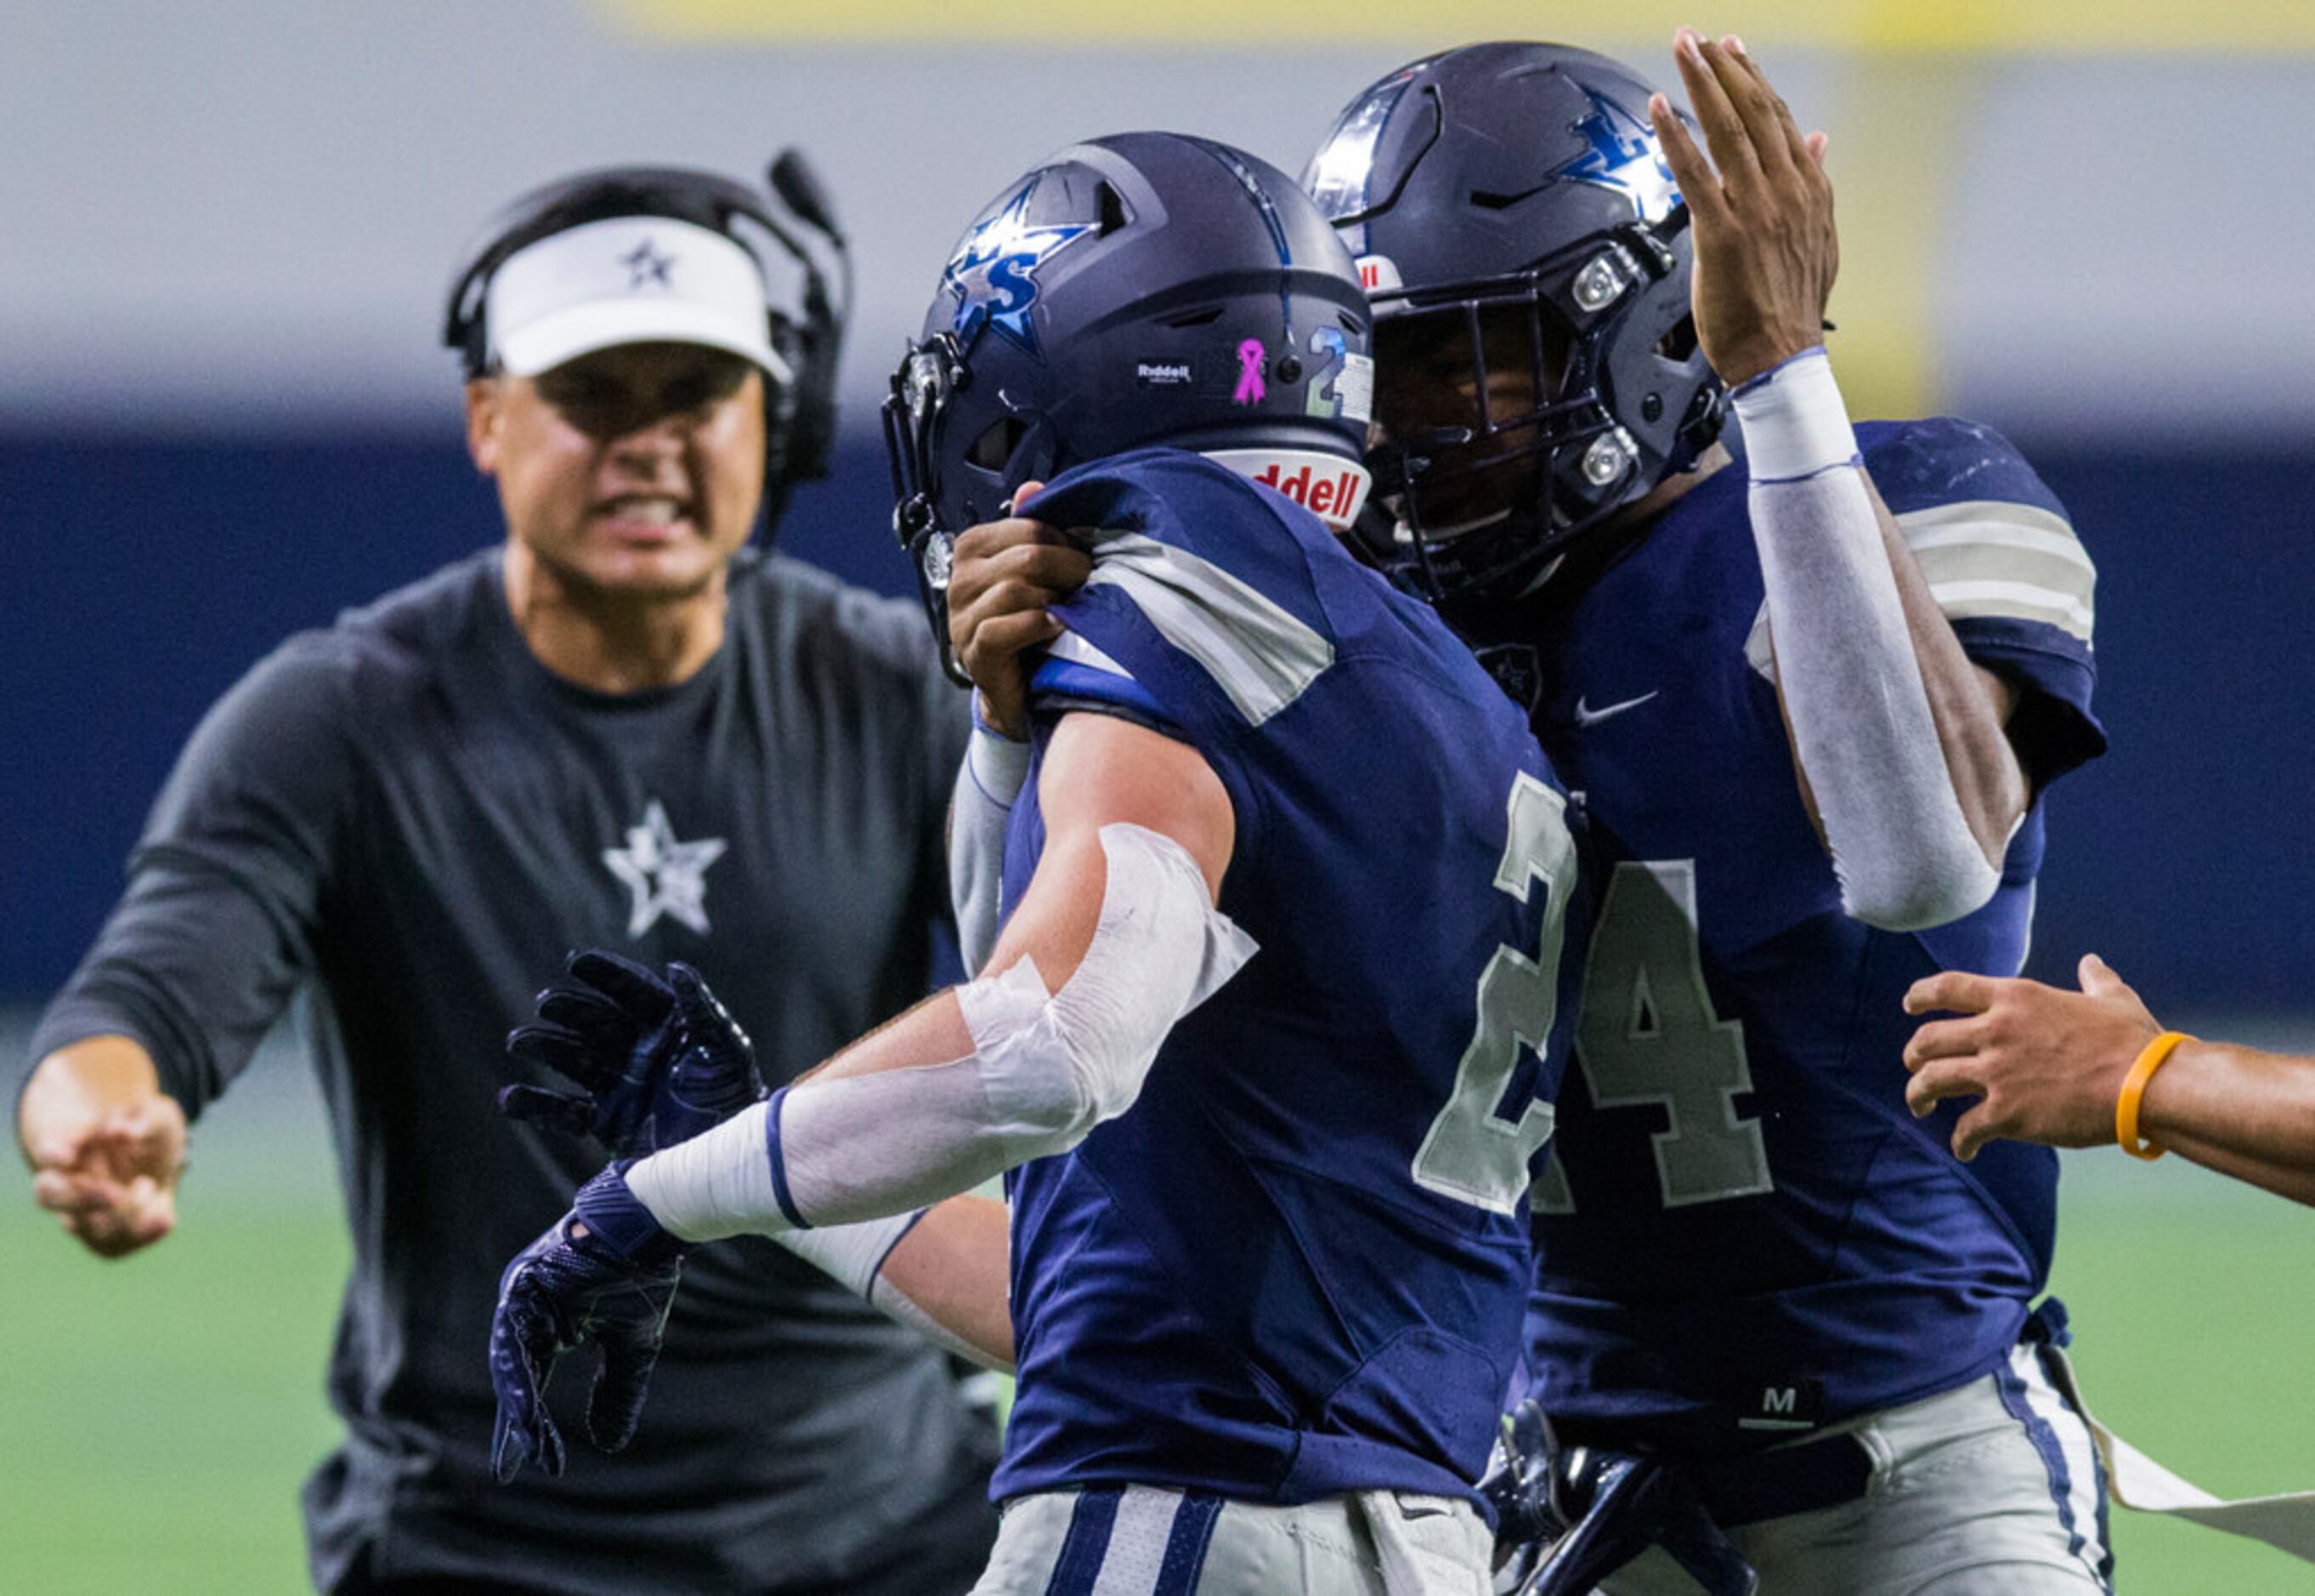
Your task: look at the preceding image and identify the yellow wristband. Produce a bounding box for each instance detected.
[2116,1031,2191,1161]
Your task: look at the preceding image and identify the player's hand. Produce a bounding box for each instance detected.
[24,1072,187,1259]
[490,1164,689,1482]
[502,952,766,1157]
[1901,955,2165,1161]
[946,481,1092,741]
[1650,30,1836,388]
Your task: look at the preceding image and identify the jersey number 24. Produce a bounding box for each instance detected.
[1534,859,1774,1213]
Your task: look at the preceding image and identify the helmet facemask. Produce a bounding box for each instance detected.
[1365,220,1712,607]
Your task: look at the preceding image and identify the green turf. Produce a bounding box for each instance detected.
[4,1142,2310,1592]
[0,1177,348,1593]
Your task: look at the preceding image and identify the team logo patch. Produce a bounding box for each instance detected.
[1135,360,1193,388]
[942,178,1093,355]
[1552,89,1681,225]
[620,238,676,291]
[1473,643,1545,713]
[602,798,727,938]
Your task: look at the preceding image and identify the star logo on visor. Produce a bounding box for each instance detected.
[942,180,1093,356]
[1553,89,1681,225]
[603,799,726,937]
[620,238,677,291]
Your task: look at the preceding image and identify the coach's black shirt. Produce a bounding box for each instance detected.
[31,547,990,1592]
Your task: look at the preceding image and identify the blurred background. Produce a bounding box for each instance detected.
[5,1,2312,1590]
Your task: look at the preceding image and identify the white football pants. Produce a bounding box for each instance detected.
[1599,1341,2111,1594]
[970,1484,1493,1595]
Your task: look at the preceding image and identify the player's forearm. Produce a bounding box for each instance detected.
[625,993,1008,1239]
[627,821,1253,1242]
[765,1193,1016,1372]
[17,1036,164,1164]
[2141,1040,2315,1208]
[1738,349,2011,931]
[871,1193,1015,1371]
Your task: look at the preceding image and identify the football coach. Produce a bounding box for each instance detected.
[16,161,1005,1593]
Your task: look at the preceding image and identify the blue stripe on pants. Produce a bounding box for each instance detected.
[1153,1492,1223,1595]
[1995,1360,2086,1564]
[2035,1344,2117,1585]
[1044,1487,1124,1596]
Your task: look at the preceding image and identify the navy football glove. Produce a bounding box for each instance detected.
[490,1164,690,1483]
[501,951,766,1157]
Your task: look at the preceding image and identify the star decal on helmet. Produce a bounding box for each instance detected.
[942,179,1093,356]
[1553,88,1681,226]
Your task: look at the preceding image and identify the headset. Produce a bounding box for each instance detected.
[443,150,851,539]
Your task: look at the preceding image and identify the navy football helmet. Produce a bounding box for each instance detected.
[886,132,1373,679]
[1302,43,1725,606]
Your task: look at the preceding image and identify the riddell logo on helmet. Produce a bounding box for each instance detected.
[1204,449,1373,532]
[1135,361,1193,388]
[1356,256,1402,293]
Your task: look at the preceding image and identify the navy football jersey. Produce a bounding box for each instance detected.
[1513,418,2106,1458]
[991,447,1584,1509]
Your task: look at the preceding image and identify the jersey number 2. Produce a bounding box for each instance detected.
[1412,773,1576,1215]
[1532,859,1774,1213]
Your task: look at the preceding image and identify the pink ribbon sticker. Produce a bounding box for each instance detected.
[1232,340,1266,405]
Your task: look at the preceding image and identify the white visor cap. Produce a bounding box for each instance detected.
[485,215,793,383]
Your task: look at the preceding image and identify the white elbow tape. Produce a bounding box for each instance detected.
[959,822,1257,1152]
[1732,348,1860,483]
[1745,467,2002,931]
[638,823,1259,1238]
[624,1099,781,1243]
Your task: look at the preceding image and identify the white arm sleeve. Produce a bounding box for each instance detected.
[625,822,1256,1240]
[1734,349,2001,932]
[948,716,1030,976]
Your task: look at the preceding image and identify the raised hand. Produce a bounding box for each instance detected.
[501,951,765,1157]
[1649,29,1837,388]
[490,1164,689,1481]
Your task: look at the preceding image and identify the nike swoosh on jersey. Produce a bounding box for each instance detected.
[1572,690,1659,727]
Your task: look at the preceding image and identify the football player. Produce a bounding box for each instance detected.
[1299,34,2110,1593]
[949,32,2111,1594]
[489,133,1585,1595]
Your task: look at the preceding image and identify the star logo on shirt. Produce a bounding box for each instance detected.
[603,799,727,937]
[620,238,677,291]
